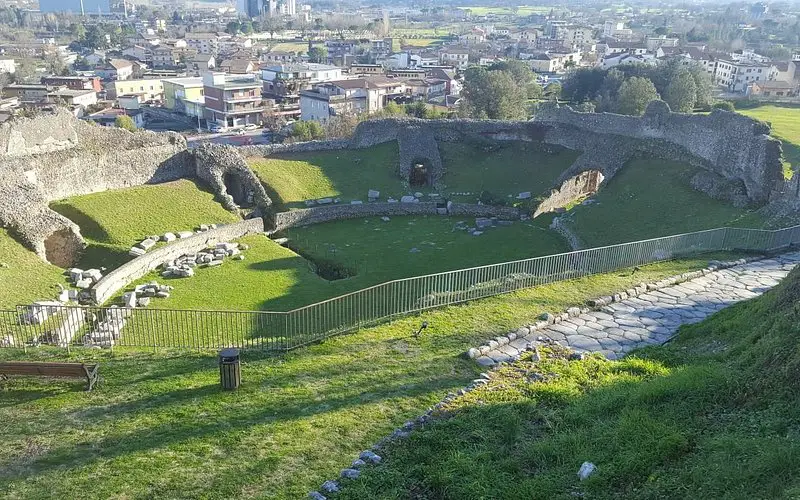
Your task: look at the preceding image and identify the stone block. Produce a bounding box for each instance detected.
[317,198,333,205]
[122,292,137,308]
[517,191,532,199]
[400,195,416,203]
[129,247,146,257]
[475,218,492,229]
[137,238,157,251]
[162,232,177,242]
[350,200,363,205]
[368,189,380,199]
[178,231,194,239]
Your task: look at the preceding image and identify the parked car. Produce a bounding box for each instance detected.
[234,129,246,136]
[209,124,224,133]
[244,123,258,131]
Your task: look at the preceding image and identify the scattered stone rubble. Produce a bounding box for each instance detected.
[128,224,220,257]
[159,241,248,279]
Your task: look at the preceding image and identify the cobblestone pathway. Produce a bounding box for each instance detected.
[478,252,800,366]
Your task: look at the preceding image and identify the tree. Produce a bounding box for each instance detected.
[561,67,607,103]
[664,70,697,113]
[308,46,327,63]
[544,82,562,101]
[84,24,108,50]
[225,20,241,35]
[241,20,254,35]
[115,115,137,132]
[616,77,660,115]
[382,101,404,116]
[711,101,735,111]
[261,16,284,39]
[291,120,324,141]
[460,67,527,120]
[405,101,430,118]
[70,22,86,41]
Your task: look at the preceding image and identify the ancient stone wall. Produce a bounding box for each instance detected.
[0,112,189,266]
[272,202,520,232]
[193,143,272,213]
[534,170,605,217]
[91,218,264,304]
[341,105,784,205]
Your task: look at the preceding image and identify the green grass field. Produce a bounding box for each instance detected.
[0,229,68,309]
[125,215,566,311]
[268,42,308,54]
[738,105,800,177]
[0,254,736,499]
[337,263,800,499]
[249,141,578,209]
[51,180,240,270]
[565,159,765,247]
[248,143,403,210]
[437,141,580,201]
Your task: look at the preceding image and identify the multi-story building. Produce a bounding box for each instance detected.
[262,63,342,120]
[94,59,134,81]
[715,59,777,93]
[203,72,263,129]
[5,84,56,102]
[46,89,98,107]
[163,77,205,119]
[439,48,470,70]
[646,36,679,52]
[185,33,227,55]
[300,77,405,122]
[108,78,165,102]
[41,75,102,92]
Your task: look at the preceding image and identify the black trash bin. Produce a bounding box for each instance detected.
[219,348,241,390]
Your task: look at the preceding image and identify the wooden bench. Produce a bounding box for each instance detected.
[0,361,99,391]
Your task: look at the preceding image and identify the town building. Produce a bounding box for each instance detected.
[163,77,205,119]
[439,48,470,70]
[94,59,134,81]
[41,75,102,92]
[715,59,777,93]
[107,78,165,102]
[300,77,405,122]
[203,72,263,129]
[46,89,98,107]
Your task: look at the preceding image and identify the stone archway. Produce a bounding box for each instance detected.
[409,160,429,187]
[223,171,250,207]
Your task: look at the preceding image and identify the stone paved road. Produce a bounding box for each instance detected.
[478,252,800,366]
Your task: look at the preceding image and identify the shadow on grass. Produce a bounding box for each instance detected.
[0,356,470,482]
[49,203,111,243]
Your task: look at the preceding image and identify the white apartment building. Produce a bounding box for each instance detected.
[715,59,777,93]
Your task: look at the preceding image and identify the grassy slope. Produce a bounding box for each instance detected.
[0,255,736,499]
[339,266,800,500]
[51,180,240,270]
[130,216,567,311]
[248,141,578,209]
[738,105,800,177]
[283,215,567,292]
[566,159,765,248]
[437,141,580,201]
[0,229,68,308]
[248,143,402,210]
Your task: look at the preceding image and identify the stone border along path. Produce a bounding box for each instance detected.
[309,252,800,499]
[476,252,800,366]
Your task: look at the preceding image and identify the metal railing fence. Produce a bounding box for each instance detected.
[1,224,797,352]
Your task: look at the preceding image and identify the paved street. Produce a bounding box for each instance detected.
[478,253,800,366]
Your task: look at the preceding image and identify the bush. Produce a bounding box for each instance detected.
[114,115,137,132]
[291,120,324,141]
[711,101,735,112]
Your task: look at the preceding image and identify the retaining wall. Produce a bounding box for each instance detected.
[91,218,265,305]
[272,202,521,232]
